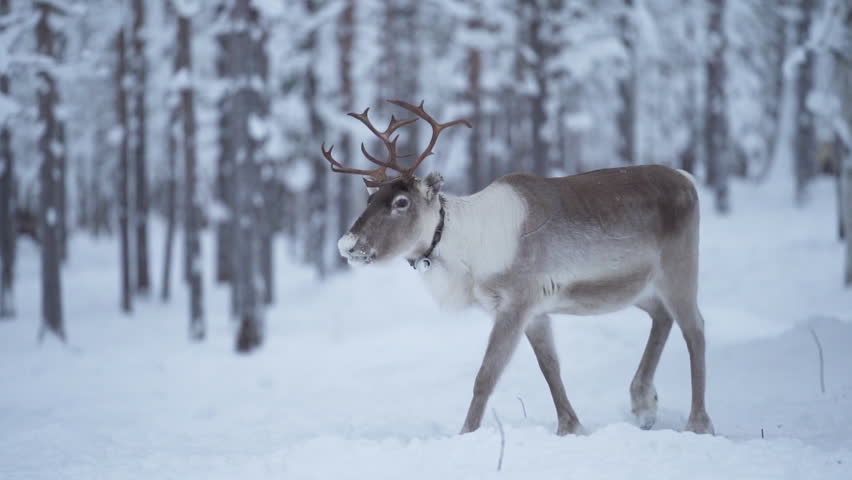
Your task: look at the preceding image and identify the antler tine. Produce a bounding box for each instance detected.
[347,108,385,141]
[384,115,418,137]
[360,143,391,169]
[386,99,473,176]
[346,106,419,178]
[321,142,389,180]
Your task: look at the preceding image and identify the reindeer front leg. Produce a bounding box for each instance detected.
[460,306,527,434]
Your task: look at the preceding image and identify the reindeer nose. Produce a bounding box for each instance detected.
[338,232,360,258]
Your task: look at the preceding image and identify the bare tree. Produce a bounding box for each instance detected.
[704,0,730,213]
[131,0,150,294]
[116,28,133,314]
[36,1,65,341]
[176,10,204,340]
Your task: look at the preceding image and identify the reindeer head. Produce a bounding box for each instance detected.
[322,100,470,266]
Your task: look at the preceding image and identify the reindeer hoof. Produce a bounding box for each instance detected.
[636,411,656,430]
[556,418,584,436]
[685,411,715,435]
[630,384,658,430]
[459,423,479,435]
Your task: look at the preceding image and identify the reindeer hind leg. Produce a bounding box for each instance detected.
[630,295,674,430]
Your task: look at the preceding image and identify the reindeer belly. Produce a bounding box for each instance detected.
[547,264,655,315]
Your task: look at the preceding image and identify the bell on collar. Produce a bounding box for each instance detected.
[414,257,432,272]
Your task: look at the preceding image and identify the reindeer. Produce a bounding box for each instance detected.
[322,100,714,436]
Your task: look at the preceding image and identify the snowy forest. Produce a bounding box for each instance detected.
[2,0,852,478]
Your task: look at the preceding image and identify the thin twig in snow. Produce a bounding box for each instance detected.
[492,408,505,472]
[516,396,527,419]
[808,327,826,394]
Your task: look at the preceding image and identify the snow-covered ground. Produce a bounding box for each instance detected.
[2,178,851,479]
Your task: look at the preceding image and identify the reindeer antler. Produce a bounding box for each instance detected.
[321,100,472,187]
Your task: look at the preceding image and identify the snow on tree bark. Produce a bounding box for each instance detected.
[36,2,65,341]
[176,13,204,340]
[227,0,266,353]
[215,4,236,287]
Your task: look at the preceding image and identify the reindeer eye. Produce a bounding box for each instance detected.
[393,196,410,210]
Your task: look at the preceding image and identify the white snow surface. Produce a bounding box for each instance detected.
[2,178,852,479]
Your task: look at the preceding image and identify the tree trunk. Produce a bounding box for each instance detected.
[0,0,14,318]
[260,231,273,304]
[131,0,150,294]
[844,155,852,285]
[160,105,178,301]
[56,121,67,262]
[305,0,327,278]
[840,31,852,283]
[0,53,15,319]
[794,0,817,205]
[215,20,235,286]
[230,0,265,353]
[176,14,204,340]
[335,0,354,269]
[679,7,697,174]
[704,0,730,213]
[467,16,483,192]
[116,29,133,314]
[617,0,637,166]
[36,3,65,341]
[528,2,548,176]
[761,10,787,181]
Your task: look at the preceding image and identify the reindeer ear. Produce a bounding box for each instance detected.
[421,172,444,201]
[365,185,378,195]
